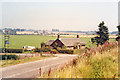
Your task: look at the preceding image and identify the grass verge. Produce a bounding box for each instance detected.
[1,55,53,67]
[41,47,118,78]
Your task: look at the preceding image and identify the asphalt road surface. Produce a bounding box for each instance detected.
[1,54,78,78]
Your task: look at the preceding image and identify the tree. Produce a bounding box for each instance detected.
[91,21,109,46]
[116,25,120,41]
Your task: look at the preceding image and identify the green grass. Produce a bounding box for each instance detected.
[0,35,2,48]
[1,55,52,67]
[1,35,56,48]
[1,35,116,49]
[79,37,115,48]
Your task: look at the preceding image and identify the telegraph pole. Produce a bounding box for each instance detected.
[4,30,10,52]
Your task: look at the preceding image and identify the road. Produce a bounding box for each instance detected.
[1,54,78,78]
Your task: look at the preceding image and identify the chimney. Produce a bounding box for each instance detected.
[57,34,60,39]
[77,34,79,38]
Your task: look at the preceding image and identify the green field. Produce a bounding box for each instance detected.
[79,37,116,48]
[0,35,2,48]
[1,35,116,49]
[2,35,56,48]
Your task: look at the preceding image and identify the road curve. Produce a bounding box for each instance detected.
[1,54,78,78]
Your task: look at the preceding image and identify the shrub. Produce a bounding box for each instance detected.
[74,45,77,49]
[0,48,4,53]
[58,49,74,54]
[34,47,52,52]
[50,49,58,54]
[43,48,51,52]
[5,48,24,53]
[41,42,46,48]
[34,48,42,52]
[2,54,20,60]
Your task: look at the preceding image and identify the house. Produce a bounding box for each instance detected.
[46,34,86,49]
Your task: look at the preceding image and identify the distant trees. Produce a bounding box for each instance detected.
[2,28,27,35]
[116,25,120,41]
[4,30,16,35]
[52,29,59,32]
[91,21,109,46]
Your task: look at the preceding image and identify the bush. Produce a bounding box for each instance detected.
[41,42,46,48]
[43,48,51,52]
[2,54,20,60]
[58,49,74,54]
[5,48,24,53]
[74,46,77,49]
[34,48,42,52]
[50,49,58,54]
[34,47,52,52]
[0,48,4,53]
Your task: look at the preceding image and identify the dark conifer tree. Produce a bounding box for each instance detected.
[91,21,109,46]
[116,25,120,41]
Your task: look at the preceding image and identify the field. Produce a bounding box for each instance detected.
[1,35,56,48]
[1,35,116,48]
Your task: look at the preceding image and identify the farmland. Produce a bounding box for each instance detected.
[1,35,56,48]
[1,35,116,49]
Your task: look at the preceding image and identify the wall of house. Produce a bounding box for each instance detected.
[67,46,74,49]
[80,46,86,49]
[51,39,64,48]
[67,46,85,49]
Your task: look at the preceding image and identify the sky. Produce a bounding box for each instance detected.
[0,0,119,32]
[118,1,120,25]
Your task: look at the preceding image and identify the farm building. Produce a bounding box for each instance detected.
[46,34,86,49]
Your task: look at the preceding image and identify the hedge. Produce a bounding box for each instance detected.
[34,48,74,54]
[5,48,24,53]
[34,47,52,52]
[2,54,20,60]
[58,49,74,54]
[0,48,3,53]
[50,49,58,54]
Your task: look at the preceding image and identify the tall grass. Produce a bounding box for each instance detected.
[42,42,118,78]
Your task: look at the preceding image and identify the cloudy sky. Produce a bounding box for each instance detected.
[0,0,119,31]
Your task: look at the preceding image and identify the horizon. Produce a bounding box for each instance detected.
[1,27,118,32]
[0,1,119,32]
